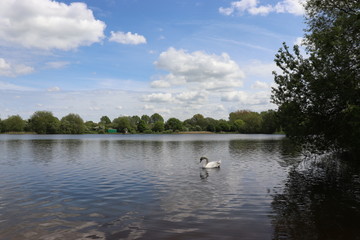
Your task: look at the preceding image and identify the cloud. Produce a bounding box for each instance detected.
[219,0,305,16]
[47,86,61,92]
[0,58,34,77]
[251,81,270,89]
[45,61,70,69]
[109,31,147,45]
[0,0,106,50]
[175,91,208,103]
[142,93,173,103]
[221,90,270,105]
[152,47,244,91]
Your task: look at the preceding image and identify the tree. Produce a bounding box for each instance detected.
[229,110,262,133]
[261,110,279,134]
[165,118,183,132]
[137,119,149,133]
[2,115,26,132]
[113,116,133,133]
[29,111,59,134]
[150,113,164,123]
[152,121,164,132]
[271,0,360,156]
[60,113,85,134]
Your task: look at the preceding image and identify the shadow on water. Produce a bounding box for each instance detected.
[271,155,360,240]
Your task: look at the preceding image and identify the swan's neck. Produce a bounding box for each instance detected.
[202,158,208,167]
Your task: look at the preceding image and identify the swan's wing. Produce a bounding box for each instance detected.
[206,161,221,168]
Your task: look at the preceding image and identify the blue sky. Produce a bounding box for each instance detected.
[0,0,306,121]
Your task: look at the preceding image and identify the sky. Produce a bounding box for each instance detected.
[0,0,306,122]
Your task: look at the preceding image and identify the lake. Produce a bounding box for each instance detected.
[0,134,359,240]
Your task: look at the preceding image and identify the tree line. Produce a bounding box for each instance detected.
[0,110,281,134]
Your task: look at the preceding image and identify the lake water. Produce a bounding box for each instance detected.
[0,134,359,240]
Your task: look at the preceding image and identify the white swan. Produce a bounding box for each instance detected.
[199,156,221,169]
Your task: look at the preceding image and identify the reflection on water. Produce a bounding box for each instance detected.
[271,155,360,240]
[0,134,358,239]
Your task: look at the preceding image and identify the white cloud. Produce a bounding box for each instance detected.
[175,91,208,103]
[109,31,147,45]
[221,90,270,105]
[152,47,244,91]
[0,81,35,91]
[0,58,34,77]
[219,0,305,16]
[46,61,70,69]
[0,0,106,50]
[47,86,61,92]
[252,81,270,89]
[142,93,173,103]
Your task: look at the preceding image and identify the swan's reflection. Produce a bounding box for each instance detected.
[200,168,220,179]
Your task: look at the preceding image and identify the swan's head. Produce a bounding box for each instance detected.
[200,156,208,163]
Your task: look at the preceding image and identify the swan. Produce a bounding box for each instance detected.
[199,156,221,169]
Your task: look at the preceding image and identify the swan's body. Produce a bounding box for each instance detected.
[200,156,221,169]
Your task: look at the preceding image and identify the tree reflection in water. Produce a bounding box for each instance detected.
[271,155,360,240]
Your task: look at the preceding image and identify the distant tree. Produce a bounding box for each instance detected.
[3,115,26,132]
[0,118,3,133]
[260,110,279,134]
[113,116,133,133]
[130,115,141,132]
[152,121,165,132]
[100,116,111,125]
[137,119,149,133]
[60,113,85,134]
[165,118,183,132]
[229,110,262,133]
[218,119,231,132]
[29,111,59,134]
[234,119,246,133]
[150,113,164,123]
[84,121,98,133]
[141,115,151,124]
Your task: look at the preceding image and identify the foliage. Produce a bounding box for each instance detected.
[152,121,164,132]
[2,115,26,132]
[3,110,280,135]
[60,113,85,134]
[229,110,262,133]
[112,116,133,133]
[165,118,183,132]
[271,0,360,156]
[29,111,59,134]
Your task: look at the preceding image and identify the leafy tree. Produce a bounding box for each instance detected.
[2,115,26,132]
[261,110,279,134]
[60,113,85,134]
[271,0,360,156]
[165,118,183,132]
[113,116,133,133]
[229,110,262,133]
[150,113,164,123]
[152,121,165,132]
[234,119,246,133]
[137,119,149,133]
[29,111,59,134]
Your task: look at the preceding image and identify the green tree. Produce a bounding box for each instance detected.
[271,0,360,156]
[60,113,85,134]
[165,118,183,132]
[229,110,262,133]
[261,110,279,134]
[150,113,164,123]
[137,119,149,133]
[29,111,59,134]
[152,121,165,132]
[113,116,133,133]
[3,115,26,132]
